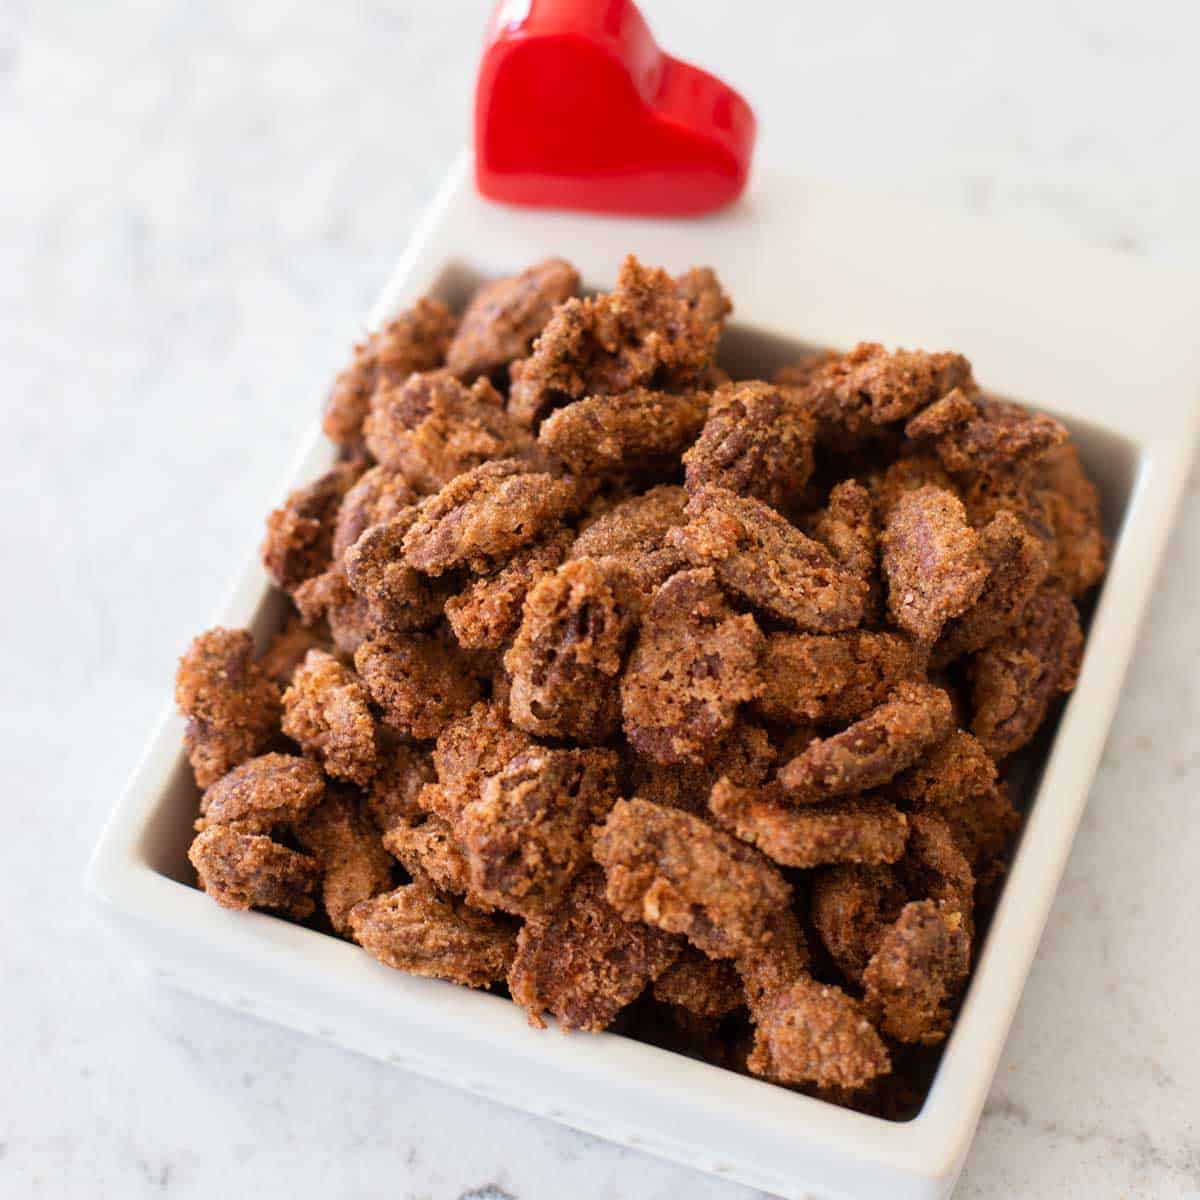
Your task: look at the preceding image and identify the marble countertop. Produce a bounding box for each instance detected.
[3,1,1198,1197]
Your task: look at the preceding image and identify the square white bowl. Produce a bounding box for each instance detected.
[87,153,1200,1200]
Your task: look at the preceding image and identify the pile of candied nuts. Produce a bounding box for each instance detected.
[175,255,1105,1112]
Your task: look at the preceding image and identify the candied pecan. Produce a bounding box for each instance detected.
[970,586,1082,758]
[281,650,377,787]
[673,265,732,332]
[382,813,480,903]
[539,387,709,477]
[261,462,365,593]
[354,629,482,740]
[364,372,532,492]
[753,631,923,726]
[862,900,970,1045]
[899,812,975,922]
[746,978,891,1090]
[258,615,333,687]
[869,453,959,520]
[430,700,536,821]
[630,723,775,816]
[881,484,988,642]
[795,342,973,445]
[348,877,516,988]
[197,752,324,834]
[176,627,282,789]
[508,256,723,427]
[735,905,811,1013]
[620,568,763,766]
[366,734,436,835]
[934,781,1021,880]
[683,381,815,510]
[1037,444,1106,597]
[458,747,620,917]
[710,781,908,870]
[593,798,792,959]
[567,485,689,594]
[331,465,419,561]
[906,391,1068,479]
[653,948,745,1018]
[505,557,641,743]
[189,826,319,919]
[293,564,373,658]
[807,480,879,599]
[509,867,681,1031]
[892,730,997,810]
[344,508,448,632]
[669,486,869,631]
[811,864,907,985]
[402,459,578,575]
[446,258,580,378]
[323,297,457,449]
[293,789,394,934]
[932,510,1049,665]
[778,682,954,802]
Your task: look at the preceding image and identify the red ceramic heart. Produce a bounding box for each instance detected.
[474,0,756,217]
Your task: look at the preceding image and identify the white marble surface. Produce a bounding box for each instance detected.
[2,1,1199,1197]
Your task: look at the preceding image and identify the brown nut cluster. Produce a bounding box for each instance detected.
[176,255,1104,1115]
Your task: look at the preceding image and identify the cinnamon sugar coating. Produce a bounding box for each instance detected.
[811,864,907,985]
[653,948,745,1018]
[189,826,320,919]
[197,752,324,834]
[365,735,436,835]
[331,465,420,561]
[259,616,332,686]
[343,508,448,633]
[281,650,377,787]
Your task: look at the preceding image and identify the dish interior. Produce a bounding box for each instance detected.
[135,258,1144,1118]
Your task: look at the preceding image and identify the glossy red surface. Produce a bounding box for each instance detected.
[474,0,756,216]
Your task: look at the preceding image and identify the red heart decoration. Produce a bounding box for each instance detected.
[474,0,756,217]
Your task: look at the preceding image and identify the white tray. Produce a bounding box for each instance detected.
[87,153,1200,1200]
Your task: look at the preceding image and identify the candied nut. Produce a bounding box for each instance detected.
[932,509,1049,665]
[281,649,377,787]
[1037,444,1106,597]
[778,682,954,802]
[881,484,989,643]
[508,256,723,427]
[746,978,891,1090]
[431,700,535,821]
[261,462,365,593]
[970,586,1082,759]
[344,509,448,633]
[710,781,908,870]
[197,752,325,834]
[382,813,480,903]
[567,485,689,594]
[807,480,879,596]
[446,258,580,379]
[458,747,620,917]
[669,486,869,631]
[653,948,745,1018]
[811,864,907,985]
[630,722,776,817]
[509,868,681,1032]
[862,900,970,1045]
[323,298,457,449]
[735,905,811,1014]
[869,454,959,520]
[189,826,320,919]
[539,387,709,477]
[293,789,394,934]
[753,631,923,726]
[620,568,764,766]
[506,557,641,743]
[593,798,792,959]
[906,391,1068,479]
[899,812,975,923]
[366,734,436,835]
[933,781,1021,882]
[364,372,532,492]
[331,465,419,561]
[293,564,373,658]
[892,730,997,810]
[176,627,282,789]
[354,630,482,740]
[348,877,516,988]
[258,616,332,687]
[445,528,572,651]
[402,459,579,576]
[794,341,974,445]
[683,381,815,510]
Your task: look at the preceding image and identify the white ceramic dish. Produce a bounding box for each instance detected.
[87,154,1200,1200]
